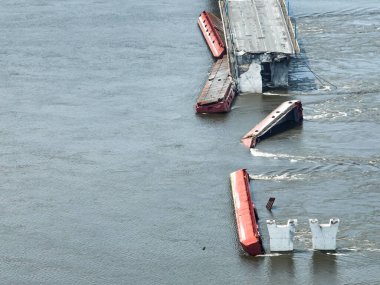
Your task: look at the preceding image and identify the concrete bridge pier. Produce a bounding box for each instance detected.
[266,219,298,252]
[309,218,340,251]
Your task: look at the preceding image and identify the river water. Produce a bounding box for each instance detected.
[0,0,379,284]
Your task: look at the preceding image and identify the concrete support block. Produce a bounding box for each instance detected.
[266,219,297,252]
[270,59,289,87]
[238,60,262,93]
[309,218,340,251]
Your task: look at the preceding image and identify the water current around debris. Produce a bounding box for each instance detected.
[0,0,379,284]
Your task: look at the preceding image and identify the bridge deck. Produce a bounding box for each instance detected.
[197,55,231,105]
[226,0,295,54]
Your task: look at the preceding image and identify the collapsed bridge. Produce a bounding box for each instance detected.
[219,0,299,93]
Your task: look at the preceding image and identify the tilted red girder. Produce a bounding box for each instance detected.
[197,11,225,58]
[230,169,264,256]
[241,100,303,148]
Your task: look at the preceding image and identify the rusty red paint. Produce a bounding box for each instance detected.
[196,55,235,113]
[198,11,225,58]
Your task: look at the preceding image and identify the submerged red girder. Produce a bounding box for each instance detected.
[230,169,264,256]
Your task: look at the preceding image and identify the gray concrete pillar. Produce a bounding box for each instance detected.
[266,219,297,252]
[309,218,340,251]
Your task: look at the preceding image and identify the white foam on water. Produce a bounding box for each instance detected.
[318,85,331,91]
[304,114,329,120]
[262,92,289,96]
[340,247,359,252]
[366,248,380,252]
[327,252,347,256]
[339,247,380,253]
[251,149,287,159]
[250,173,305,181]
[250,149,306,162]
[337,111,348,117]
[304,110,348,121]
[257,253,283,257]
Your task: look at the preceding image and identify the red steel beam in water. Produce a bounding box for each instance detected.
[230,169,264,256]
[198,11,225,58]
[241,100,303,148]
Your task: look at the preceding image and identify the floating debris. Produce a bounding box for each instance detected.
[266,197,276,211]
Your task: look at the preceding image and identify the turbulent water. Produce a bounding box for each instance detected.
[0,0,379,284]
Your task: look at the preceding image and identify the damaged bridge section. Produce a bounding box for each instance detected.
[219,0,299,93]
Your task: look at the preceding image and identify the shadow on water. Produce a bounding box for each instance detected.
[195,112,231,124]
[206,0,220,15]
[268,254,295,282]
[310,251,338,285]
[289,53,319,93]
[256,120,304,144]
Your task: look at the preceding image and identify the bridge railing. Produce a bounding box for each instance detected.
[219,0,240,89]
[279,0,300,54]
